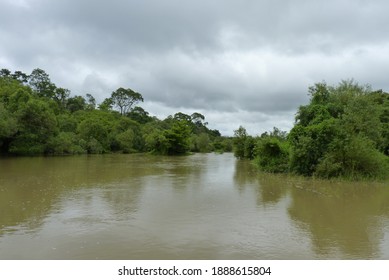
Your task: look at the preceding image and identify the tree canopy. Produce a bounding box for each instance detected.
[0,68,231,156]
[111,87,143,115]
[233,80,389,180]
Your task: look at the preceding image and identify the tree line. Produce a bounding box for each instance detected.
[233,80,389,180]
[0,68,232,156]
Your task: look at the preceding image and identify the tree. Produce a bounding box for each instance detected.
[164,120,191,155]
[85,93,96,110]
[190,133,211,153]
[12,71,29,84]
[76,111,115,153]
[173,112,192,123]
[0,69,11,77]
[116,129,135,153]
[190,112,209,134]
[289,118,338,176]
[9,98,58,155]
[111,87,143,115]
[145,129,169,154]
[1,67,226,156]
[254,137,289,173]
[46,132,85,155]
[0,103,17,151]
[289,80,388,178]
[99,97,114,111]
[28,68,56,98]
[54,87,70,109]
[233,126,248,159]
[191,112,206,126]
[127,106,152,124]
[66,95,87,113]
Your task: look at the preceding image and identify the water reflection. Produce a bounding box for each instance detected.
[233,161,389,259]
[0,155,150,235]
[287,179,389,259]
[233,160,288,206]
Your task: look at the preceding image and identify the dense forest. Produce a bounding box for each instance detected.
[2,68,388,180]
[0,68,232,156]
[233,81,389,180]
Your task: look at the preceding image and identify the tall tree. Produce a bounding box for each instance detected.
[85,93,96,110]
[66,95,86,113]
[54,87,70,109]
[28,68,56,98]
[111,87,143,115]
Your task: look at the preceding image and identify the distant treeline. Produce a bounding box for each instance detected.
[233,80,389,180]
[0,68,232,156]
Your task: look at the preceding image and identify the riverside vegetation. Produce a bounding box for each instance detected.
[1,68,388,180]
[233,81,389,180]
[0,68,232,156]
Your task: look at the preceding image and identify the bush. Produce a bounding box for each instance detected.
[315,136,389,179]
[46,132,85,154]
[116,129,135,153]
[145,130,169,155]
[254,137,290,173]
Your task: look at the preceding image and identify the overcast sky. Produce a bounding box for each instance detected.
[1,0,389,135]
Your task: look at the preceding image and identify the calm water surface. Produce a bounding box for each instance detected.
[0,153,388,259]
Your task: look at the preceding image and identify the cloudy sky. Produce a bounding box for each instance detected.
[1,0,389,135]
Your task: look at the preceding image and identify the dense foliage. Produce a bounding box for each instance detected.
[0,68,232,156]
[233,81,389,180]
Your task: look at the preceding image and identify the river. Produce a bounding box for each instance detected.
[0,153,388,259]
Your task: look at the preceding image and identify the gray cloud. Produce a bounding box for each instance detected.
[1,0,389,135]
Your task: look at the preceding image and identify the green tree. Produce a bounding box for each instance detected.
[9,98,58,155]
[111,87,143,115]
[289,80,388,179]
[98,97,114,111]
[76,111,117,153]
[85,93,96,110]
[127,106,152,124]
[190,133,211,153]
[145,129,169,154]
[254,137,290,173]
[28,68,56,99]
[173,112,192,123]
[112,117,143,152]
[12,70,29,84]
[233,126,248,159]
[116,129,135,153]
[66,95,87,113]
[53,87,70,110]
[0,69,11,78]
[289,118,338,176]
[164,120,191,155]
[46,132,85,155]
[315,135,388,179]
[0,103,17,151]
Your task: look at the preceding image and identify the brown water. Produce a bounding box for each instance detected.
[0,153,388,259]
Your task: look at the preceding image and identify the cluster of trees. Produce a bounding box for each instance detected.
[233,80,389,180]
[0,68,232,156]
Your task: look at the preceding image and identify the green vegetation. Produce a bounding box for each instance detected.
[0,68,232,156]
[233,80,389,180]
[3,68,386,180]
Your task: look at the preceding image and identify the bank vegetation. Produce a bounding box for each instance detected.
[0,68,232,156]
[233,81,389,180]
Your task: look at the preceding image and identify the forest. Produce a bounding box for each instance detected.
[1,68,388,180]
[0,68,232,156]
[233,81,389,180]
